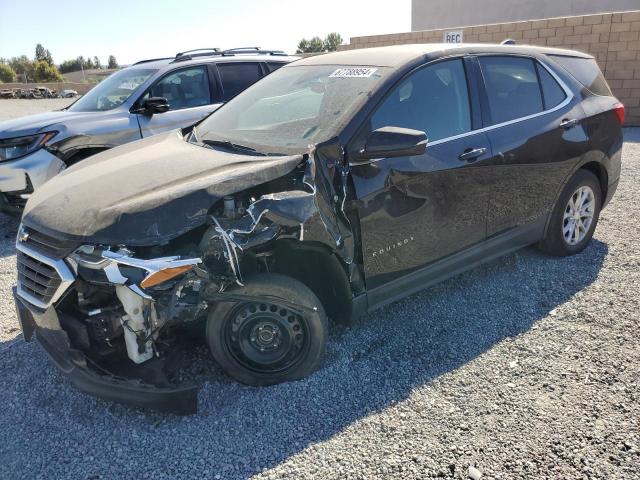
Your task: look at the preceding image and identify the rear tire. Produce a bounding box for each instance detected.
[539,169,602,256]
[207,274,328,386]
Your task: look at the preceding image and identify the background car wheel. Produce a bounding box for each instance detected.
[207,274,328,386]
[539,169,602,256]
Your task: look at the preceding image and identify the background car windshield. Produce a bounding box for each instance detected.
[68,68,156,112]
[197,65,390,153]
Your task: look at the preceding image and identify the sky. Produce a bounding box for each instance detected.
[0,0,411,65]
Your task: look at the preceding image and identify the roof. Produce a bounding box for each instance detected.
[130,53,300,70]
[292,43,593,68]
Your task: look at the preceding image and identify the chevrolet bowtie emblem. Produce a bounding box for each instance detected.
[18,228,29,243]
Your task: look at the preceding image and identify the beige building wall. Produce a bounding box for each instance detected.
[339,11,640,125]
[411,0,640,31]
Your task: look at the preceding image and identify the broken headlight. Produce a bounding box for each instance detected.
[0,132,57,161]
[69,245,202,291]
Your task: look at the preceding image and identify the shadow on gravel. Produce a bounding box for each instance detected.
[0,239,608,479]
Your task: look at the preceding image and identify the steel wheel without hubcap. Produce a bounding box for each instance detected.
[562,185,595,245]
[224,302,308,374]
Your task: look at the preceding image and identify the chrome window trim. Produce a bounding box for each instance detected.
[428,56,574,147]
[15,241,75,310]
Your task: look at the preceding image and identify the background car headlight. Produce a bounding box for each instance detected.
[0,132,56,161]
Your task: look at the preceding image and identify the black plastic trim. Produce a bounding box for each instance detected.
[14,296,198,415]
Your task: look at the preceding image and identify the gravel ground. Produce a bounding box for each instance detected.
[0,102,638,479]
[0,98,75,119]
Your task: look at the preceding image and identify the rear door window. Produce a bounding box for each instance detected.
[549,55,612,96]
[370,58,472,142]
[217,62,263,101]
[479,56,544,124]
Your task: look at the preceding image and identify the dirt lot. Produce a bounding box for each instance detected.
[0,98,75,120]
[0,101,638,479]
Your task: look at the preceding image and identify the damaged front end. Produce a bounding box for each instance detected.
[15,141,361,414]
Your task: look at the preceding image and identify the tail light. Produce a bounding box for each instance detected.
[613,103,625,125]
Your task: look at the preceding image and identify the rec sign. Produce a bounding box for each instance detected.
[444,30,464,43]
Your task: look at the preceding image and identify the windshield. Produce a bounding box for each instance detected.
[68,68,156,112]
[197,65,390,154]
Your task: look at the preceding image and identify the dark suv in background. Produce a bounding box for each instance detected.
[15,44,623,413]
[0,48,298,214]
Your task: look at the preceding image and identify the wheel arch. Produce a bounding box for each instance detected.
[268,239,354,324]
[579,161,608,206]
[62,146,110,166]
[543,158,608,239]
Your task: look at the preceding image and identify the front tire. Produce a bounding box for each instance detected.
[539,169,602,256]
[207,274,328,386]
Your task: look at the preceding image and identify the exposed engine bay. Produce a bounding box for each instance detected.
[16,142,360,413]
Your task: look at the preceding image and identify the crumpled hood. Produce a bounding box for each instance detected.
[22,131,304,246]
[0,109,104,139]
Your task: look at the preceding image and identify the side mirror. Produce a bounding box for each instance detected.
[359,126,428,160]
[138,97,170,115]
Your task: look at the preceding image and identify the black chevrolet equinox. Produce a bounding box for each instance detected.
[15,44,623,413]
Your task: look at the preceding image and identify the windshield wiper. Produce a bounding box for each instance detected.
[202,139,266,156]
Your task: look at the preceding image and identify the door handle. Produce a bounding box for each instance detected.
[560,118,579,129]
[458,147,487,162]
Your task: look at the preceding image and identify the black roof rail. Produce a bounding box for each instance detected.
[220,47,287,56]
[172,48,221,62]
[132,57,174,65]
[170,47,289,64]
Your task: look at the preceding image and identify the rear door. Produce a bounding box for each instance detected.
[349,57,493,289]
[476,55,587,236]
[214,62,265,101]
[136,65,221,137]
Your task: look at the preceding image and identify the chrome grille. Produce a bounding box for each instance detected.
[17,252,62,305]
[15,242,75,310]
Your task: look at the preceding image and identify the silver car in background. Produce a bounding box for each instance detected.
[0,47,298,214]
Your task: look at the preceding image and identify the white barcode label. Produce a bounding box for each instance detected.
[329,67,378,78]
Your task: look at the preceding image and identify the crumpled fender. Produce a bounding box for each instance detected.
[211,138,358,286]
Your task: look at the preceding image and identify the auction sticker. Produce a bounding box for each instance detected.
[329,67,378,78]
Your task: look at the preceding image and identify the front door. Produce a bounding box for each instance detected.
[136,65,221,137]
[349,58,492,289]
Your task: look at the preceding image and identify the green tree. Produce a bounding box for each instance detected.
[93,56,101,69]
[296,36,326,54]
[107,55,118,69]
[324,32,343,52]
[9,55,32,75]
[35,44,54,65]
[35,43,46,61]
[0,63,17,82]
[29,60,63,82]
[58,58,81,73]
[296,39,310,54]
[308,36,325,52]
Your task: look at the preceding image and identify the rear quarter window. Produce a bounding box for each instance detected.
[267,62,287,72]
[549,55,612,97]
[536,63,567,109]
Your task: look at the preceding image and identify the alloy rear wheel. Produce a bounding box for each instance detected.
[539,169,602,256]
